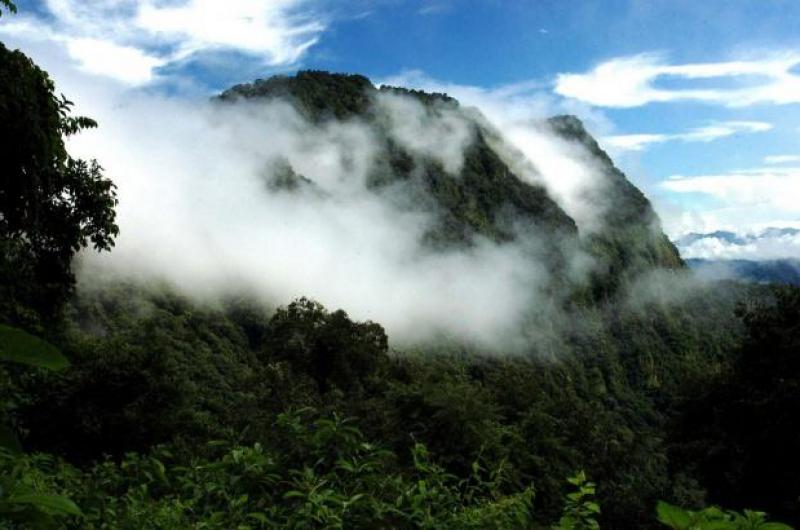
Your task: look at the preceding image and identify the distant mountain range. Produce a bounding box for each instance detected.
[675,228,800,285]
[686,258,800,285]
[675,227,800,248]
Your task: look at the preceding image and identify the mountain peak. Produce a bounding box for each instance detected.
[218,71,683,296]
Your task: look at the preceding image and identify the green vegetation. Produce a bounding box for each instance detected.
[0,39,117,327]
[1,13,797,529]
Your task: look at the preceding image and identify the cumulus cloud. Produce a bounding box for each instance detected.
[556,52,800,108]
[661,166,800,235]
[678,229,800,260]
[0,0,324,85]
[65,37,166,85]
[605,121,772,151]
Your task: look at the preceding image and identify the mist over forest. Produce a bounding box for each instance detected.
[1,1,799,529]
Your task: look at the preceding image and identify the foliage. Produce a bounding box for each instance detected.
[670,285,800,524]
[0,325,69,371]
[552,472,601,530]
[0,41,118,324]
[0,409,535,529]
[656,501,792,530]
[1,24,798,529]
[0,326,80,530]
[0,1,15,17]
[264,297,388,393]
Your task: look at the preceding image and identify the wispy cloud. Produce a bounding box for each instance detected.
[418,2,451,16]
[556,52,800,108]
[764,154,800,164]
[0,0,325,85]
[377,70,622,232]
[663,166,800,210]
[605,121,772,151]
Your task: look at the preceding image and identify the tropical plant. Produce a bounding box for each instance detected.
[656,501,792,530]
[0,325,81,529]
[552,471,601,530]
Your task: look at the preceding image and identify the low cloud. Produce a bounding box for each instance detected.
[378,71,619,233]
[677,229,800,260]
[68,83,581,351]
[661,166,800,235]
[375,92,476,175]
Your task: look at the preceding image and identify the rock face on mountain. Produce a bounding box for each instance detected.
[219,71,682,297]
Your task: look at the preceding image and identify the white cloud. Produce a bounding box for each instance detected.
[65,85,572,350]
[65,37,165,84]
[136,0,324,65]
[661,166,800,234]
[604,133,666,151]
[418,2,451,16]
[764,154,800,164]
[0,0,324,85]
[679,231,800,260]
[377,71,620,232]
[556,52,800,108]
[605,121,772,151]
[375,91,475,174]
[662,167,800,211]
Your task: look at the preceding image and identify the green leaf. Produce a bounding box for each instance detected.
[0,0,17,17]
[586,501,601,514]
[760,524,794,530]
[7,494,82,516]
[0,325,69,371]
[656,501,692,529]
[248,512,270,523]
[0,423,22,453]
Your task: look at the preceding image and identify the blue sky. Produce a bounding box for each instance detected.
[4,0,800,239]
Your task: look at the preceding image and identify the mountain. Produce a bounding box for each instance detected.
[219,71,682,298]
[676,226,800,256]
[675,227,800,284]
[675,230,748,247]
[8,58,800,529]
[546,115,683,295]
[687,258,800,285]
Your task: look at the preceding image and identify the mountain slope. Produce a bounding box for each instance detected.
[219,70,682,298]
[546,116,683,295]
[220,71,576,246]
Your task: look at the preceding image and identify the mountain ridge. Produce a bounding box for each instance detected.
[218,70,683,298]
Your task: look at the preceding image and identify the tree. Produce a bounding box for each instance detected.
[0,39,118,323]
[264,298,388,393]
[0,1,16,17]
[672,286,800,525]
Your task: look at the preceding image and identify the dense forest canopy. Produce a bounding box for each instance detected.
[0,6,798,528]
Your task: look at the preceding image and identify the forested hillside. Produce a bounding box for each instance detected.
[1,5,798,527]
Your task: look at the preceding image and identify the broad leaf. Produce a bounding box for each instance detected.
[7,494,82,516]
[0,423,21,453]
[656,501,692,529]
[0,325,68,371]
